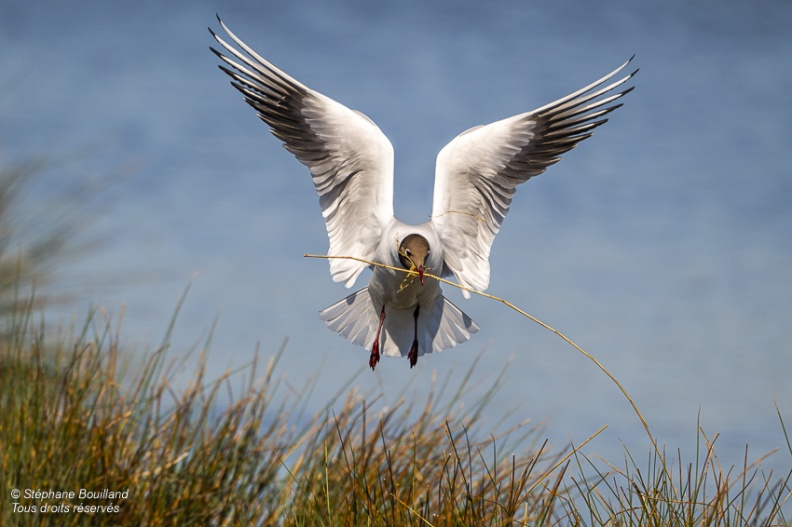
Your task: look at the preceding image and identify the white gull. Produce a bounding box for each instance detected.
[210,18,636,370]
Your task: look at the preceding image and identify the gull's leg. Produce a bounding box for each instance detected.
[408,305,420,368]
[369,305,386,370]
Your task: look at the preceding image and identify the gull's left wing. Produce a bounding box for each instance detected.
[431,57,637,297]
[210,18,395,288]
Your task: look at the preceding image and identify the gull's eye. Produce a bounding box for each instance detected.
[405,249,412,257]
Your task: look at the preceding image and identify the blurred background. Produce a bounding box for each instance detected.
[1,0,790,474]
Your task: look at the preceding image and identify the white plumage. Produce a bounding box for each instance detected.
[210,17,636,369]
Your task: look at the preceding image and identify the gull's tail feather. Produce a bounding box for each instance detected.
[318,288,375,349]
[319,288,479,359]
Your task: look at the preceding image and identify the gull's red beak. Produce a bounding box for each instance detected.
[418,266,424,286]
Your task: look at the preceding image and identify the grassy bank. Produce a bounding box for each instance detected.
[1,293,790,526]
[1,160,790,525]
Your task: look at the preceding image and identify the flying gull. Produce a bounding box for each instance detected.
[210,18,636,370]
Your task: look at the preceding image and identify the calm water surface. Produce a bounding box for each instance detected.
[2,0,791,477]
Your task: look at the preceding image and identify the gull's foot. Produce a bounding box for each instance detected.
[369,341,381,371]
[370,305,386,371]
[408,340,418,368]
[408,305,420,368]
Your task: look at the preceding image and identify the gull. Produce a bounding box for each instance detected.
[209,18,636,370]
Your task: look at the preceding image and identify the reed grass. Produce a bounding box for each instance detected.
[1,162,790,525]
[0,290,562,525]
[0,156,102,321]
[1,292,790,526]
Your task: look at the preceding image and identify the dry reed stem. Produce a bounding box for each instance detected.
[304,253,657,454]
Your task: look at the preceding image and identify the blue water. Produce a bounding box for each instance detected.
[2,0,791,483]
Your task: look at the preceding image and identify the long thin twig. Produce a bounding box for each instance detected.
[304,253,657,451]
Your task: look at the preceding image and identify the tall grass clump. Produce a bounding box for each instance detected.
[566,422,792,526]
[2,294,790,526]
[1,158,790,525]
[0,294,572,525]
[0,153,109,321]
[0,159,68,317]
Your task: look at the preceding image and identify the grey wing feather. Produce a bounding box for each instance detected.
[432,57,637,297]
[210,18,394,287]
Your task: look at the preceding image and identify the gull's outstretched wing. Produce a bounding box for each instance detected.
[431,57,637,297]
[210,18,394,287]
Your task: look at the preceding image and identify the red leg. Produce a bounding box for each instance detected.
[408,305,420,368]
[369,305,386,370]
